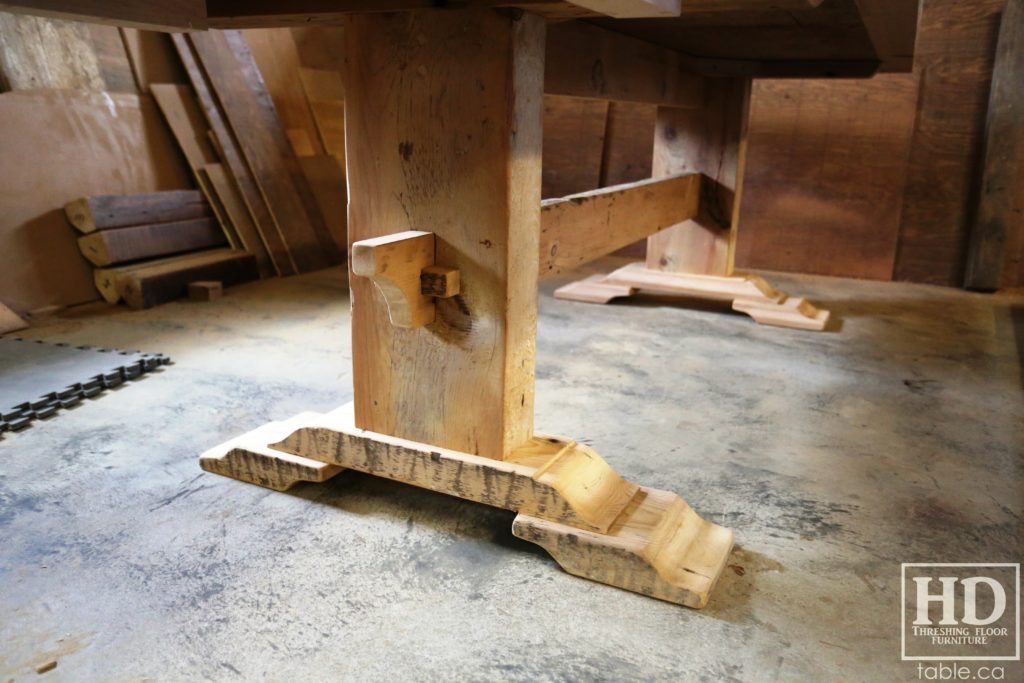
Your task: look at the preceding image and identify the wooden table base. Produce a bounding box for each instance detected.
[555,262,831,331]
[200,403,734,609]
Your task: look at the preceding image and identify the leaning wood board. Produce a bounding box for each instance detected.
[187,30,340,272]
[345,9,543,459]
[77,216,226,266]
[170,33,295,277]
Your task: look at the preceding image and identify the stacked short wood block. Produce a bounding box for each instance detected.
[65,190,257,309]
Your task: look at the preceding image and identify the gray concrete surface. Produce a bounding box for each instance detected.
[1,259,1022,682]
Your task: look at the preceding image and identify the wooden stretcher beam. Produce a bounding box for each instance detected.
[539,173,701,279]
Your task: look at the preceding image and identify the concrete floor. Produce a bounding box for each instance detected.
[1,259,1022,682]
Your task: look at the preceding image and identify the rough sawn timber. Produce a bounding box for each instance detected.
[199,403,733,608]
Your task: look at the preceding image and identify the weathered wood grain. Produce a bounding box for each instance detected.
[646,78,750,276]
[345,9,543,459]
[77,217,226,266]
[540,173,700,278]
[188,30,341,273]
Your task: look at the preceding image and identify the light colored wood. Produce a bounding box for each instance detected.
[149,84,217,170]
[351,231,436,329]
[0,16,138,93]
[555,262,830,331]
[0,301,28,334]
[187,280,223,301]
[565,0,680,17]
[345,9,543,459]
[199,403,732,608]
[420,266,459,299]
[646,78,751,277]
[242,28,325,157]
[297,68,346,158]
[298,67,344,101]
[199,416,344,491]
[296,155,346,256]
[539,173,700,278]
[307,100,345,160]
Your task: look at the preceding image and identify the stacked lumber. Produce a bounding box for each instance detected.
[65,190,257,309]
[145,28,347,279]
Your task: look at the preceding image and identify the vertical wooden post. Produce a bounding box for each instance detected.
[344,9,545,460]
[645,77,751,276]
[963,0,1023,291]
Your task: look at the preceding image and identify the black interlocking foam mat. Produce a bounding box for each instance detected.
[0,337,170,435]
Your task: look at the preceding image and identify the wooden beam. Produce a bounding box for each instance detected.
[545,21,703,108]
[565,0,680,17]
[0,0,206,30]
[646,78,750,276]
[539,173,700,278]
[964,0,1024,291]
[95,249,258,308]
[345,9,544,460]
[64,191,208,233]
[77,217,226,267]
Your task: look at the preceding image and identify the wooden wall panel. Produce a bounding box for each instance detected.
[542,95,608,199]
[735,75,919,280]
[894,0,1005,285]
[0,91,192,313]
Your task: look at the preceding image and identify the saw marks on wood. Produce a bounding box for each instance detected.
[199,402,732,608]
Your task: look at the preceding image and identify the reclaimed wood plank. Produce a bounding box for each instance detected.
[188,29,341,272]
